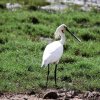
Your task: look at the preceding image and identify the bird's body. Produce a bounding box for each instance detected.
[41,41,63,67]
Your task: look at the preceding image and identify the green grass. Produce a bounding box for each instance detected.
[0,8,100,93]
[0,0,50,6]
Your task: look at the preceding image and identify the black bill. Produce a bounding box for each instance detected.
[66,27,81,42]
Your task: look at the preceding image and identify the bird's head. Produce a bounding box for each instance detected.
[54,24,66,39]
[54,24,81,42]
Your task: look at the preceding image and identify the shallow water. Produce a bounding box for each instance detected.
[42,0,100,11]
[47,0,100,5]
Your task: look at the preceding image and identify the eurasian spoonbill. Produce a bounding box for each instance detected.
[41,24,81,86]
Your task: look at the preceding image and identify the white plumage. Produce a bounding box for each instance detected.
[41,41,63,67]
[41,24,66,67]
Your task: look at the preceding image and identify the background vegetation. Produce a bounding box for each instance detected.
[0,0,100,93]
[0,0,50,6]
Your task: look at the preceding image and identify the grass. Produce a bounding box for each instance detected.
[0,0,50,6]
[0,7,100,93]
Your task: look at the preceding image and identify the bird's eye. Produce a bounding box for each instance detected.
[61,30,64,33]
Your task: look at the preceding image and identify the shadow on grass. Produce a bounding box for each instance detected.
[81,33,96,41]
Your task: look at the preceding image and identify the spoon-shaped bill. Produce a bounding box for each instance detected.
[70,32,81,42]
[66,27,81,42]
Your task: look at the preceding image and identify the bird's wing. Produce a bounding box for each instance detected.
[41,41,63,67]
[43,41,62,55]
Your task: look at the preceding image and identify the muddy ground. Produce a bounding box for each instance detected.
[0,89,100,100]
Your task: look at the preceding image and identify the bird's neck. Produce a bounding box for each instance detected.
[59,33,66,45]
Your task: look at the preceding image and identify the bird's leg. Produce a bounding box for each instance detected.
[54,64,57,85]
[46,64,50,87]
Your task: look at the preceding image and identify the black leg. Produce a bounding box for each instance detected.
[46,64,50,87]
[54,64,57,85]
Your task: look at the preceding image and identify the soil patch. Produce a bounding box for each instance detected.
[0,89,100,100]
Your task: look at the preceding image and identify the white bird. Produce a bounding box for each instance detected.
[41,24,81,86]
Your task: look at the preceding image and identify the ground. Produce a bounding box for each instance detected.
[0,89,100,100]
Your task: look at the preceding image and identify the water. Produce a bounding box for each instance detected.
[41,4,67,11]
[41,0,100,11]
[47,0,100,4]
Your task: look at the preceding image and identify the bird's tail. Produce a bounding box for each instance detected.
[41,62,44,67]
[41,60,48,67]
